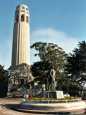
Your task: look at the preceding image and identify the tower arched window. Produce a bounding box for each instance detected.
[26,16,28,22]
[22,6,25,9]
[21,14,24,22]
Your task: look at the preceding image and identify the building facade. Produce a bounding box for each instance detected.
[11,4,30,66]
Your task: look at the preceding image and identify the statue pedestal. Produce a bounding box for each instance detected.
[56,91,64,99]
[44,90,64,99]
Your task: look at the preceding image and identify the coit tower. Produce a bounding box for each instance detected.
[11,4,30,66]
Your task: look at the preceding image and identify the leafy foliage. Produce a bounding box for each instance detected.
[65,41,86,85]
[31,42,66,79]
[31,61,53,89]
[0,65,8,97]
[31,61,52,77]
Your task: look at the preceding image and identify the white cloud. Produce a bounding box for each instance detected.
[0,28,81,67]
[31,28,80,53]
[31,28,81,64]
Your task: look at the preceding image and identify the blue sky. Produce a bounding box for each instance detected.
[0,0,86,68]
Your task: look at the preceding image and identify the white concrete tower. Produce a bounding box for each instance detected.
[11,4,30,66]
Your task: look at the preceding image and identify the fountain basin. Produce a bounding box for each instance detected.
[19,100,86,113]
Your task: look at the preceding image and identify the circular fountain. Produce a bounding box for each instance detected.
[11,95,86,114]
[11,69,86,114]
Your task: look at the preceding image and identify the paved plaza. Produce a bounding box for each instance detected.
[0,98,40,115]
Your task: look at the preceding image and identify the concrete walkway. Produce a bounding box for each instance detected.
[0,98,39,115]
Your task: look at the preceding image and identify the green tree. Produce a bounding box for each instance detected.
[65,53,80,80]
[65,41,86,80]
[31,61,53,90]
[0,65,8,97]
[79,41,86,75]
[31,61,52,77]
[65,41,86,96]
[31,42,66,79]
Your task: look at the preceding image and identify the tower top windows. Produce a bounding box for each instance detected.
[16,4,28,11]
[21,14,24,22]
[15,4,30,23]
[22,6,25,9]
[26,8,28,11]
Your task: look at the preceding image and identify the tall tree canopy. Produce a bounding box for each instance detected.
[31,61,52,77]
[31,42,66,79]
[65,41,86,82]
[31,61,53,87]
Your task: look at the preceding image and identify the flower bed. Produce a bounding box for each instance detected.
[22,96,81,104]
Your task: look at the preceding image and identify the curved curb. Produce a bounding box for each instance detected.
[4,104,86,114]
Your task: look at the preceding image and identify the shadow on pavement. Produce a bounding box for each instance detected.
[3,104,71,115]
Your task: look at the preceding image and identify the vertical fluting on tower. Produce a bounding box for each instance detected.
[11,4,30,66]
